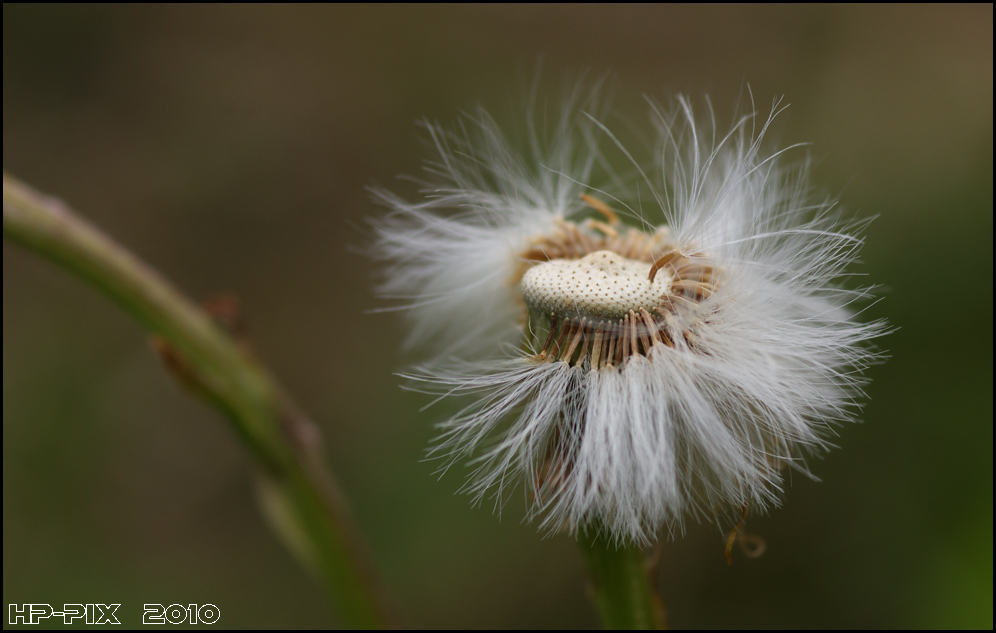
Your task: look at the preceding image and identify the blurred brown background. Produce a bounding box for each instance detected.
[4,5,991,628]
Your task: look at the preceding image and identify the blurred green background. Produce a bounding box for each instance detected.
[3,5,991,629]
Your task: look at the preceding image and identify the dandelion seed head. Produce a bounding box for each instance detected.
[372,86,888,544]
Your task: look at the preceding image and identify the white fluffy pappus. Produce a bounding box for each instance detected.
[372,90,888,544]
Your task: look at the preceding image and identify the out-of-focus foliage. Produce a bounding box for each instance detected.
[4,5,991,628]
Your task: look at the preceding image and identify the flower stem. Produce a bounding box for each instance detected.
[580,529,666,629]
[3,173,395,629]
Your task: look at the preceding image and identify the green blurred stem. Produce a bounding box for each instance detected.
[580,530,665,630]
[3,172,394,629]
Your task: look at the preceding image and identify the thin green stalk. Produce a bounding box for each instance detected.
[580,529,665,629]
[3,173,395,629]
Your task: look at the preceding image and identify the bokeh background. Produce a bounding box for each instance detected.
[4,5,991,629]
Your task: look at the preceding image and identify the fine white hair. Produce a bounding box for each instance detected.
[373,88,887,544]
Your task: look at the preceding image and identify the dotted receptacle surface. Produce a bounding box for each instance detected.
[521,251,670,321]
